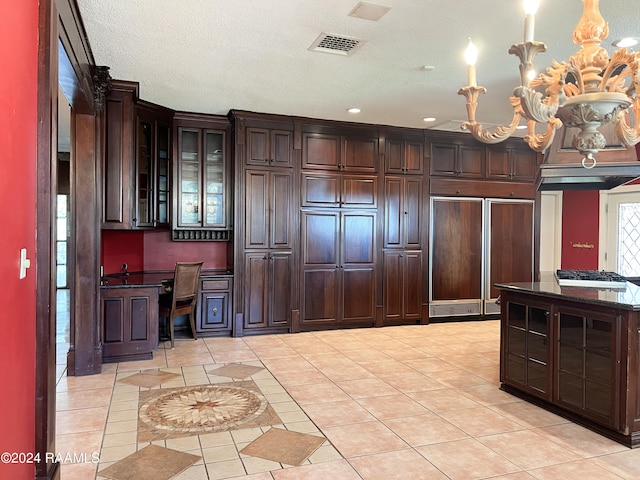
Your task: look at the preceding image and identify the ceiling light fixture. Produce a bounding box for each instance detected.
[422,117,436,122]
[347,107,361,113]
[458,0,640,168]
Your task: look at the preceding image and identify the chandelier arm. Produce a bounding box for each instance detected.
[457,88,522,144]
[523,117,563,152]
[614,110,640,147]
[514,86,560,124]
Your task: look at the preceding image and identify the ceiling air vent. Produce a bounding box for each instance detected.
[309,33,365,56]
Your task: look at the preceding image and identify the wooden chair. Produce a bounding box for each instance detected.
[159,261,203,348]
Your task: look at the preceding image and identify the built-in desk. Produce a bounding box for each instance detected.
[497,273,640,447]
[100,270,232,362]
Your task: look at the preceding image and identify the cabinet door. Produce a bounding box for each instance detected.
[341,211,376,323]
[245,170,269,248]
[342,135,378,172]
[403,250,423,320]
[156,123,170,227]
[404,178,422,249]
[101,287,158,361]
[404,140,424,175]
[430,143,457,177]
[556,306,618,428]
[301,173,340,208]
[511,150,537,181]
[136,113,154,227]
[269,252,292,326]
[244,253,269,329]
[486,148,511,180]
[199,292,230,332]
[301,211,340,324]
[303,133,340,170]
[487,200,534,300]
[177,128,202,226]
[270,171,293,248]
[341,175,377,208]
[384,178,403,248]
[246,128,293,167]
[203,130,226,227]
[383,251,403,320]
[385,139,405,174]
[503,299,551,398]
[458,145,484,177]
[197,278,232,334]
[431,198,483,301]
[103,85,135,228]
[383,250,422,322]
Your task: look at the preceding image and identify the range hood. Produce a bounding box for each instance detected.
[536,124,640,191]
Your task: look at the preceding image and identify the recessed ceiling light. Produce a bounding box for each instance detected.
[516,125,528,130]
[613,37,639,48]
[422,117,436,122]
[347,108,361,114]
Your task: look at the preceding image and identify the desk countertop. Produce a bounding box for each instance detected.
[496,272,640,311]
[100,270,233,289]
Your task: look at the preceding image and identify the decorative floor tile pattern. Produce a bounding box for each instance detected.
[137,380,282,442]
[98,444,200,480]
[240,427,325,466]
[207,363,265,379]
[55,321,640,479]
[117,370,181,388]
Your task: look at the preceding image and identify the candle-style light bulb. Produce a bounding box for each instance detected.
[465,39,478,86]
[523,0,540,42]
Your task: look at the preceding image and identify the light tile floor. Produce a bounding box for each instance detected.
[55,321,640,479]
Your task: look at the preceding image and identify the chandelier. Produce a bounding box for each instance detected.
[457,0,640,168]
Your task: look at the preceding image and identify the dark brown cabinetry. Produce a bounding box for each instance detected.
[244,252,292,330]
[383,177,422,249]
[197,276,233,336]
[486,147,538,182]
[101,286,159,362]
[246,127,293,167]
[503,297,551,398]
[384,135,424,175]
[499,284,640,447]
[430,142,484,178]
[300,210,376,327]
[103,81,173,229]
[382,250,422,322]
[230,112,296,335]
[173,113,231,239]
[302,132,378,172]
[430,197,534,317]
[301,173,377,209]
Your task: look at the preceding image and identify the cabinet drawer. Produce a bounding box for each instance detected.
[202,279,230,291]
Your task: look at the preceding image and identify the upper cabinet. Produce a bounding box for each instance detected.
[102,80,173,230]
[430,142,484,179]
[486,147,538,182]
[302,130,379,173]
[383,130,425,175]
[172,113,232,240]
[246,127,293,167]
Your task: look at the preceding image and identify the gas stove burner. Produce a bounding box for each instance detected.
[555,270,628,288]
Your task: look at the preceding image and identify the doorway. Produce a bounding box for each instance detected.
[603,187,640,275]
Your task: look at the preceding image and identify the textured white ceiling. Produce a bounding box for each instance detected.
[75,0,639,133]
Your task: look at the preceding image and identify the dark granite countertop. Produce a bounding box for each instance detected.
[100,269,233,289]
[496,272,640,311]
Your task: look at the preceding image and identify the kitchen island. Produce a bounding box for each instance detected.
[496,273,640,447]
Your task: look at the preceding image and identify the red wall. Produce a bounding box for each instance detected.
[561,190,599,269]
[101,229,230,274]
[0,1,38,478]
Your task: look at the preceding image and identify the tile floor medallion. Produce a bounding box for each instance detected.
[98,444,200,480]
[240,427,325,466]
[137,380,282,442]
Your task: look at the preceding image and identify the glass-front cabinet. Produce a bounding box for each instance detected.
[136,106,171,228]
[173,113,231,239]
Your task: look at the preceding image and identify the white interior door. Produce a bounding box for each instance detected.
[602,188,640,276]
